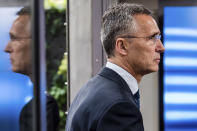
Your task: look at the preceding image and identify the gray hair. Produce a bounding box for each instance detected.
[17,6,31,15]
[101,3,153,58]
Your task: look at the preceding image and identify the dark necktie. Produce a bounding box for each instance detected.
[134,90,140,109]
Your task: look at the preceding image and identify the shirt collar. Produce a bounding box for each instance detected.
[106,62,138,95]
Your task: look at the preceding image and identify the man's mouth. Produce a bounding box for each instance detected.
[155,58,160,63]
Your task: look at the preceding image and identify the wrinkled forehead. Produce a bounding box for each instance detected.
[133,14,160,35]
[10,15,31,37]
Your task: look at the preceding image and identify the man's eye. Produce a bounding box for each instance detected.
[10,36,17,41]
[148,35,155,40]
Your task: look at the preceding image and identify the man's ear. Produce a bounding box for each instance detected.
[115,38,128,56]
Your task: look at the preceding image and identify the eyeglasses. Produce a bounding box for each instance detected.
[119,34,161,44]
[10,37,31,41]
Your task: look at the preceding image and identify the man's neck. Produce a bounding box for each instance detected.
[107,59,143,84]
[28,73,33,83]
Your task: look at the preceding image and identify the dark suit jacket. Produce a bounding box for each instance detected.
[66,67,144,131]
[19,95,60,131]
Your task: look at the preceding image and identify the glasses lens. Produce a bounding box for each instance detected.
[153,35,161,43]
[155,35,161,40]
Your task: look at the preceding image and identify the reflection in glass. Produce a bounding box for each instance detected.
[1,6,60,131]
[0,7,33,131]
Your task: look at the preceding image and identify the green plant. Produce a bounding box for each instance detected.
[45,3,67,130]
[49,54,67,131]
[44,0,67,11]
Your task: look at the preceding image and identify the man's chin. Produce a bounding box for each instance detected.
[151,66,159,72]
[144,66,159,75]
[12,67,23,74]
[12,67,18,73]
[12,68,30,77]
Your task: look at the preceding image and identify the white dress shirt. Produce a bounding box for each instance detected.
[106,62,138,95]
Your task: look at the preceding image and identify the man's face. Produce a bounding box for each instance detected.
[125,14,165,75]
[4,15,32,75]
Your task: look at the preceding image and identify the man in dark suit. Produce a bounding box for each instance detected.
[4,7,59,131]
[66,3,164,131]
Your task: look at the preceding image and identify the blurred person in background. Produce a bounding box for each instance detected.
[66,3,164,131]
[4,7,59,131]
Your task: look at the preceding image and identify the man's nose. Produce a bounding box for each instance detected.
[4,42,12,53]
[156,40,165,53]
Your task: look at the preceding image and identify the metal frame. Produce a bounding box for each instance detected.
[66,0,71,108]
[92,0,116,76]
[158,11,164,131]
[92,0,103,76]
[32,0,46,130]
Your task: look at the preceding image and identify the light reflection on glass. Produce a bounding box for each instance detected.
[0,7,33,131]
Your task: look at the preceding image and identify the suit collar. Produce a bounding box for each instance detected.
[106,62,138,94]
[98,67,139,108]
[98,67,133,94]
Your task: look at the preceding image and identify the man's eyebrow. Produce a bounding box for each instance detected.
[150,32,160,36]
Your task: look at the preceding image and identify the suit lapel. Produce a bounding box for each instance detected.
[98,67,136,104]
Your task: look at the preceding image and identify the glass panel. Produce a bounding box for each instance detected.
[0,1,34,131]
[44,0,68,131]
[163,6,197,131]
